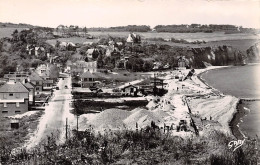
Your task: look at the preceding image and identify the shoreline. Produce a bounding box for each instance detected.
[196,66,243,139]
[197,65,260,140]
[229,99,247,139]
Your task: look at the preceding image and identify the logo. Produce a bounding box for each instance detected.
[228,139,245,152]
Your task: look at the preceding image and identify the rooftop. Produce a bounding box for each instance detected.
[29,72,43,81]
[81,72,98,78]
[0,82,30,93]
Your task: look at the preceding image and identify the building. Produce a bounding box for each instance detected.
[65,60,72,73]
[121,84,138,96]
[86,48,100,59]
[0,82,30,117]
[28,72,43,93]
[71,61,97,76]
[80,72,99,88]
[126,33,141,44]
[35,64,50,79]
[35,64,58,90]
[23,82,35,105]
[4,72,29,83]
[26,45,45,57]
[177,56,189,69]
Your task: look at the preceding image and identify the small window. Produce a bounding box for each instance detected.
[16,102,20,107]
[36,87,39,90]
[9,93,13,96]
[3,102,7,107]
[2,111,8,114]
[15,111,21,113]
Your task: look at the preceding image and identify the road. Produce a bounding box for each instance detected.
[25,75,76,150]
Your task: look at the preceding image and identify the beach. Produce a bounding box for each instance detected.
[77,66,240,138]
[201,64,260,140]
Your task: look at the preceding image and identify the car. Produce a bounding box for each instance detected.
[65,85,68,89]
[56,87,59,90]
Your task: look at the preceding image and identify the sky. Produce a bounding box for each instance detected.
[0,0,260,28]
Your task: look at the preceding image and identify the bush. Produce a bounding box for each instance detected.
[2,128,259,164]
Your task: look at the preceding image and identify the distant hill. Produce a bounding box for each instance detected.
[0,22,37,28]
[154,24,259,34]
[87,25,151,32]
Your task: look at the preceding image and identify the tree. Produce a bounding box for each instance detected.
[31,59,44,68]
[143,61,153,71]
[11,29,19,42]
[97,55,104,69]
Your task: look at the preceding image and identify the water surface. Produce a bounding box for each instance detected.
[201,64,260,138]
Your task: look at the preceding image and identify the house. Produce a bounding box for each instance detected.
[23,82,35,105]
[106,46,120,57]
[177,56,189,69]
[26,45,45,57]
[65,60,72,73]
[153,62,162,70]
[59,42,76,51]
[4,72,29,83]
[71,61,97,75]
[121,84,138,96]
[35,64,58,90]
[0,81,30,117]
[34,47,45,56]
[80,72,99,88]
[86,48,100,59]
[28,72,43,93]
[126,33,141,44]
[35,64,50,78]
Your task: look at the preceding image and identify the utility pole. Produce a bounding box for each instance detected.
[153,72,156,96]
[65,118,68,140]
[77,115,79,133]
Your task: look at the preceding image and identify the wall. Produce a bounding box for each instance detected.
[0,99,29,117]
[0,92,28,100]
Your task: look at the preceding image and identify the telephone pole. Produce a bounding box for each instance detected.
[77,115,79,132]
[65,118,68,140]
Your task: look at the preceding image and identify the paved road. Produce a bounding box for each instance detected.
[25,75,76,150]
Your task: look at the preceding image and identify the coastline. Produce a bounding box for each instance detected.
[196,66,243,138]
[229,99,247,139]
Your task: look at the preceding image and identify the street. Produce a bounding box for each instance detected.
[25,74,76,150]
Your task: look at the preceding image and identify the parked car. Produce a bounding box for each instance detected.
[56,87,59,90]
[65,85,68,89]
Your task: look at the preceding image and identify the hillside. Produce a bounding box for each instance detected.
[0,22,36,28]
[2,128,259,164]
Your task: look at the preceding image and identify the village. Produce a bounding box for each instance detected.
[0,27,251,164]
[0,27,238,132]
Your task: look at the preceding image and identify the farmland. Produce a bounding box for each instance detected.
[0,27,29,38]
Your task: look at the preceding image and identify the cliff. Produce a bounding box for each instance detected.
[189,46,245,68]
[246,42,260,62]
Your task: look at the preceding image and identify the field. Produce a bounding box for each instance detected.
[46,37,99,46]
[87,31,259,42]
[0,27,29,38]
[47,33,259,53]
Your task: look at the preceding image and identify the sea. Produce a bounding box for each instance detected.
[201,64,260,138]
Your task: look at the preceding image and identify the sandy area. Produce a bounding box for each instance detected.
[78,66,238,137]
